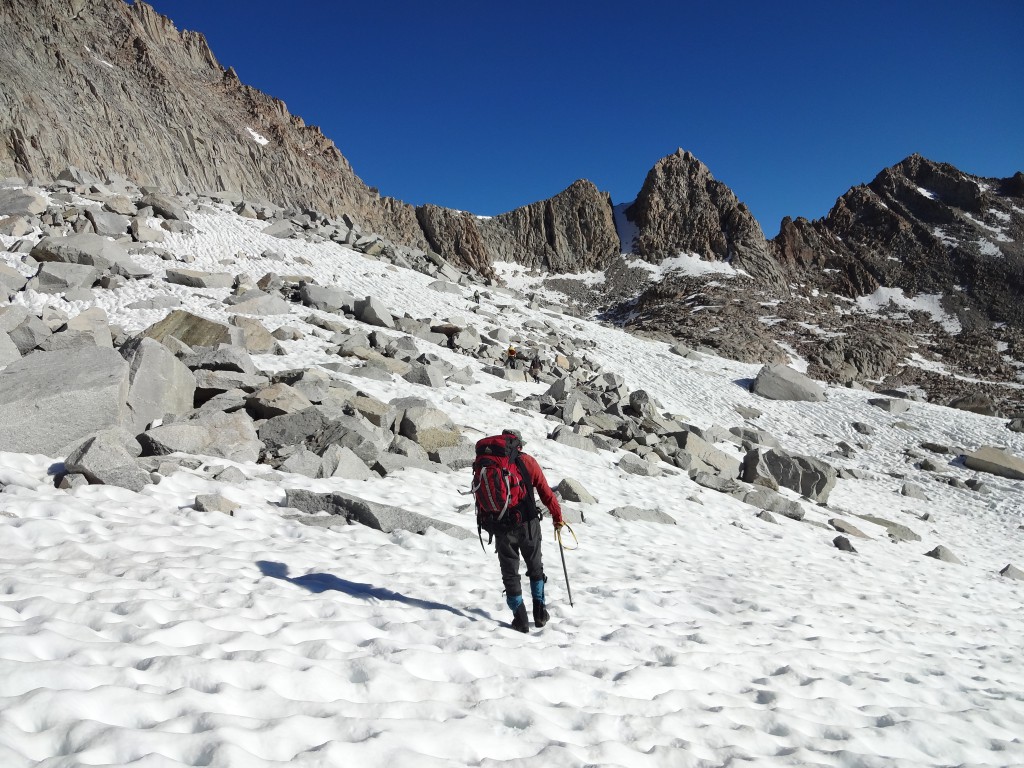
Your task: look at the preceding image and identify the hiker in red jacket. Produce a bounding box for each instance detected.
[493,429,564,632]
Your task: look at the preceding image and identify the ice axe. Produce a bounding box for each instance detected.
[555,523,578,607]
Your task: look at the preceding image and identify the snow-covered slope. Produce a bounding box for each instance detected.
[2,200,1024,767]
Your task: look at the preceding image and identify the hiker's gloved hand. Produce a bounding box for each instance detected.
[553,518,565,531]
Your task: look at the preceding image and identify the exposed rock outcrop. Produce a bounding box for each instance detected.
[0,0,426,248]
[624,150,784,284]
[478,180,620,272]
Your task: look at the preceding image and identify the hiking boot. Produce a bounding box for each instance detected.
[533,601,549,628]
[511,602,529,633]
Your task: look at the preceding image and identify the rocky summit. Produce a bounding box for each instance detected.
[1,1,1022,413]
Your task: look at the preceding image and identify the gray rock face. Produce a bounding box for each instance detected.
[416,205,493,276]
[142,310,241,348]
[0,187,47,216]
[477,180,620,273]
[165,269,233,289]
[0,263,28,292]
[230,315,278,354]
[963,446,1024,480]
[86,209,130,237]
[618,453,662,477]
[869,397,911,414]
[624,150,782,284]
[64,430,151,492]
[833,536,857,553]
[752,364,826,402]
[31,233,139,274]
[0,346,130,456]
[673,431,742,478]
[399,406,460,452]
[32,262,99,293]
[140,192,188,222]
[742,448,837,503]
[1000,564,1024,581]
[901,482,929,500]
[608,505,676,524]
[299,283,354,314]
[120,336,196,434]
[322,445,372,480]
[139,410,262,463]
[811,336,905,382]
[0,332,20,366]
[229,293,291,316]
[829,518,870,538]
[859,515,922,543]
[246,383,313,419]
[0,0,429,252]
[555,477,596,504]
[924,545,963,565]
[354,296,396,329]
[740,488,805,520]
[284,489,473,540]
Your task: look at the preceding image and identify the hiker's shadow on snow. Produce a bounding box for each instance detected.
[256,560,484,621]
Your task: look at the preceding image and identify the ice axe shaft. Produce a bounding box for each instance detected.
[556,525,575,607]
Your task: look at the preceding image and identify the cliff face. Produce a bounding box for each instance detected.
[476,180,621,273]
[624,149,784,284]
[0,0,426,248]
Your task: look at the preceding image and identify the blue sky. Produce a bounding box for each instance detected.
[141,0,1022,237]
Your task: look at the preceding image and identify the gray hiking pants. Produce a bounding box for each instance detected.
[496,518,544,598]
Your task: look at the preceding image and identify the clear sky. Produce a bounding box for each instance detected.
[140,0,1022,237]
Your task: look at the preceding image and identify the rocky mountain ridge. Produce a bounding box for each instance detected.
[2,0,1022,407]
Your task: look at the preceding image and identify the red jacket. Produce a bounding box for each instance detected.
[520,453,562,524]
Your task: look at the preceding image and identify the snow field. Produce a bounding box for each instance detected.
[0,200,1023,766]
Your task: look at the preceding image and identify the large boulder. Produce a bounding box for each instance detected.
[741,448,837,502]
[0,332,20,366]
[119,337,196,434]
[64,430,151,492]
[0,347,130,456]
[672,431,742,477]
[0,263,28,292]
[30,233,144,276]
[354,296,396,329]
[141,310,242,348]
[165,269,233,289]
[140,192,189,221]
[963,446,1024,481]
[284,489,473,540]
[399,406,460,452]
[139,410,262,463]
[33,262,99,293]
[85,209,130,237]
[607,505,676,524]
[0,187,47,216]
[300,283,354,314]
[229,293,291,316]
[751,365,826,402]
[555,477,596,504]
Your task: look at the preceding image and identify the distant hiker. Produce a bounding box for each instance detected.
[472,429,564,633]
[529,356,542,383]
[505,345,518,369]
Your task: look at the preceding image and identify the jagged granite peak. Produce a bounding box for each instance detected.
[624,149,784,284]
[0,0,425,248]
[476,179,620,273]
[773,154,1024,330]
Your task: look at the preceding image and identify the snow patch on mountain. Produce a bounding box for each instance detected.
[856,287,962,334]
